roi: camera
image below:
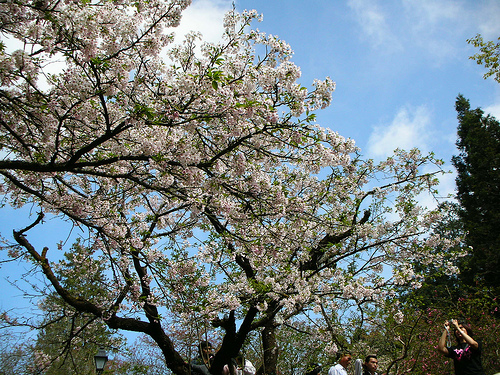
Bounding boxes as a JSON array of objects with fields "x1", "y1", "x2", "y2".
[{"x1": 448, "y1": 320, "x2": 455, "y2": 326}]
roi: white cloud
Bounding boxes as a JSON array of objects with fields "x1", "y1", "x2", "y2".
[
  {"x1": 348, "y1": 0, "x2": 500, "y2": 66},
  {"x1": 402, "y1": 0, "x2": 500, "y2": 57},
  {"x1": 400, "y1": 0, "x2": 469, "y2": 65},
  {"x1": 367, "y1": 105, "x2": 432, "y2": 159},
  {"x1": 2, "y1": 35, "x2": 23, "y2": 53},
  {"x1": 475, "y1": 0, "x2": 500, "y2": 38},
  {"x1": 347, "y1": 0, "x2": 401, "y2": 51},
  {"x1": 171, "y1": 0, "x2": 232, "y2": 43},
  {"x1": 403, "y1": 0, "x2": 461, "y2": 26},
  {"x1": 484, "y1": 98, "x2": 500, "y2": 120}
]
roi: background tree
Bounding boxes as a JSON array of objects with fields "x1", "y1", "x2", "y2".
[
  {"x1": 31, "y1": 241, "x2": 124, "y2": 374},
  {"x1": 106, "y1": 336, "x2": 171, "y2": 375},
  {"x1": 273, "y1": 319, "x2": 332, "y2": 375},
  {"x1": 0, "y1": 328, "x2": 39, "y2": 375},
  {"x1": 451, "y1": 95, "x2": 500, "y2": 289},
  {"x1": 0, "y1": 1, "x2": 458, "y2": 374}
]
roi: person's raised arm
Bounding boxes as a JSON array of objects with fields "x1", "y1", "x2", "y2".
[{"x1": 437, "y1": 321, "x2": 450, "y2": 356}]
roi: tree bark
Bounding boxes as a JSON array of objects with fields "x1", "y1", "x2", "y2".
[{"x1": 256, "y1": 322, "x2": 278, "y2": 375}]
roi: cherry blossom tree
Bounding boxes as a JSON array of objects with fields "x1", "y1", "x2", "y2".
[{"x1": 0, "y1": 1, "x2": 460, "y2": 374}]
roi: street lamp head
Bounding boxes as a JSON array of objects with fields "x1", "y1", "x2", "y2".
[{"x1": 94, "y1": 347, "x2": 108, "y2": 374}]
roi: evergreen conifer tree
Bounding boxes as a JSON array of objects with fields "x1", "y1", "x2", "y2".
[{"x1": 452, "y1": 94, "x2": 500, "y2": 289}]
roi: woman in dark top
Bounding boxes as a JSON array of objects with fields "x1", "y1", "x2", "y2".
[{"x1": 437, "y1": 319, "x2": 485, "y2": 375}]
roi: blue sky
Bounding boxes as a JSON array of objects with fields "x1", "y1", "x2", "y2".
[
  {"x1": 2, "y1": 0, "x2": 500, "y2": 336},
  {"x1": 178, "y1": 0, "x2": 500, "y2": 200}
]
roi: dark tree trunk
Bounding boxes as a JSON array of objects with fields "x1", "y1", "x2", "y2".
[{"x1": 256, "y1": 322, "x2": 278, "y2": 375}]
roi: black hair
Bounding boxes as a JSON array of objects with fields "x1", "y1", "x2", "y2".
[
  {"x1": 364, "y1": 354, "x2": 377, "y2": 363},
  {"x1": 336, "y1": 351, "x2": 352, "y2": 360},
  {"x1": 198, "y1": 341, "x2": 213, "y2": 355}
]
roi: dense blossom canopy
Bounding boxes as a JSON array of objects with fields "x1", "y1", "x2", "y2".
[{"x1": 0, "y1": 1, "x2": 460, "y2": 373}]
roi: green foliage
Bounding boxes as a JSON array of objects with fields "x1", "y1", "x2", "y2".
[
  {"x1": 106, "y1": 338, "x2": 170, "y2": 375},
  {"x1": 369, "y1": 195, "x2": 499, "y2": 374},
  {"x1": 398, "y1": 201, "x2": 465, "y2": 309},
  {"x1": 275, "y1": 322, "x2": 331, "y2": 375},
  {"x1": 468, "y1": 34, "x2": 500, "y2": 83},
  {"x1": 0, "y1": 329, "x2": 38, "y2": 375},
  {"x1": 452, "y1": 95, "x2": 500, "y2": 289},
  {"x1": 362, "y1": 293, "x2": 500, "y2": 375},
  {"x1": 32, "y1": 241, "x2": 123, "y2": 374}
]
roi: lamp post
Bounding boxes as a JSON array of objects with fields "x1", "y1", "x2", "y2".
[{"x1": 94, "y1": 347, "x2": 108, "y2": 374}]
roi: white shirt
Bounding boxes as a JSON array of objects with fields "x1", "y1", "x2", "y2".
[
  {"x1": 354, "y1": 358, "x2": 363, "y2": 375},
  {"x1": 328, "y1": 364, "x2": 347, "y2": 375},
  {"x1": 236, "y1": 359, "x2": 256, "y2": 375}
]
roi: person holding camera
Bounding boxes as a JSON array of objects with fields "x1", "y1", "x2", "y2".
[{"x1": 437, "y1": 319, "x2": 485, "y2": 375}]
